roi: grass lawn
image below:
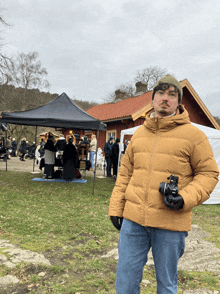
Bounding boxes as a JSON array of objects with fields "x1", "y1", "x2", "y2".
[{"x1": 0, "y1": 170, "x2": 220, "y2": 293}]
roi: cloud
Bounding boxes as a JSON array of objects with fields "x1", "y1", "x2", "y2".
[{"x1": 1, "y1": 0, "x2": 220, "y2": 109}]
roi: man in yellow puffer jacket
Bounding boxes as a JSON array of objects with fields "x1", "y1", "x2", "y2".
[{"x1": 108, "y1": 74, "x2": 219, "y2": 294}]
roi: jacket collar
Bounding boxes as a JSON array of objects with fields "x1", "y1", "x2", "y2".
[{"x1": 144, "y1": 105, "x2": 191, "y2": 132}]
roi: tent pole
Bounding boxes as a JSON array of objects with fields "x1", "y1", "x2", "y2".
[
  {"x1": 33, "y1": 126, "x2": 37, "y2": 172},
  {"x1": 92, "y1": 130, "x2": 99, "y2": 195},
  {"x1": 5, "y1": 129, "x2": 7, "y2": 171}
]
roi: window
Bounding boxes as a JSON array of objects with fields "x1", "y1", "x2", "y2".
[{"x1": 106, "y1": 130, "x2": 116, "y2": 142}]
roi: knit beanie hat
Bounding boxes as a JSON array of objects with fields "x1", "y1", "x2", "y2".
[{"x1": 152, "y1": 74, "x2": 183, "y2": 103}]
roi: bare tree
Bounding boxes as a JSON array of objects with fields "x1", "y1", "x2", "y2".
[
  {"x1": 0, "y1": 11, "x2": 11, "y2": 85},
  {"x1": 4, "y1": 51, "x2": 50, "y2": 107},
  {"x1": 104, "y1": 82, "x2": 136, "y2": 103},
  {"x1": 134, "y1": 66, "x2": 167, "y2": 91},
  {"x1": 0, "y1": 53, "x2": 10, "y2": 84},
  {"x1": 103, "y1": 66, "x2": 169, "y2": 103}
]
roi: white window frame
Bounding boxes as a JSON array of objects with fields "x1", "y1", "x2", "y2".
[{"x1": 106, "y1": 130, "x2": 116, "y2": 142}]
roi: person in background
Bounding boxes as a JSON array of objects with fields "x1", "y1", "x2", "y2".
[
  {"x1": 55, "y1": 134, "x2": 67, "y2": 152},
  {"x1": 11, "y1": 138, "x2": 17, "y2": 157},
  {"x1": 63, "y1": 137, "x2": 79, "y2": 181},
  {"x1": 19, "y1": 138, "x2": 27, "y2": 161},
  {"x1": 5, "y1": 135, "x2": 12, "y2": 160},
  {"x1": 40, "y1": 138, "x2": 45, "y2": 149},
  {"x1": 44, "y1": 134, "x2": 56, "y2": 179},
  {"x1": 89, "y1": 134, "x2": 97, "y2": 171},
  {"x1": 108, "y1": 74, "x2": 219, "y2": 293},
  {"x1": 0, "y1": 136, "x2": 4, "y2": 149},
  {"x1": 104, "y1": 136, "x2": 114, "y2": 177},
  {"x1": 82, "y1": 135, "x2": 90, "y2": 145},
  {"x1": 26, "y1": 141, "x2": 30, "y2": 154},
  {"x1": 122, "y1": 139, "x2": 129, "y2": 154},
  {"x1": 31, "y1": 141, "x2": 37, "y2": 157},
  {"x1": 111, "y1": 138, "x2": 120, "y2": 181}
]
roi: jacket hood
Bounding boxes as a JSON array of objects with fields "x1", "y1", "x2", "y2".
[{"x1": 144, "y1": 105, "x2": 190, "y2": 132}]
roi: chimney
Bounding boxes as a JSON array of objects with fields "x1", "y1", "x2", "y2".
[
  {"x1": 114, "y1": 89, "x2": 127, "y2": 101},
  {"x1": 135, "y1": 81, "x2": 147, "y2": 94}
]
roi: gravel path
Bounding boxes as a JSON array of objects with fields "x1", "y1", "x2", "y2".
[{"x1": 0, "y1": 156, "x2": 106, "y2": 176}]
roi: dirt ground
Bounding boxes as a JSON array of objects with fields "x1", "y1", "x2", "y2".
[{"x1": 0, "y1": 156, "x2": 106, "y2": 177}]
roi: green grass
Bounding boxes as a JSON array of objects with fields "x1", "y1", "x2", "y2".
[
  {"x1": 0, "y1": 171, "x2": 116, "y2": 253},
  {"x1": 0, "y1": 170, "x2": 220, "y2": 293}
]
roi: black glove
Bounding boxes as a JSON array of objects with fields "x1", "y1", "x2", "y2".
[
  {"x1": 110, "y1": 216, "x2": 123, "y2": 230},
  {"x1": 163, "y1": 194, "x2": 184, "y2": 210}
]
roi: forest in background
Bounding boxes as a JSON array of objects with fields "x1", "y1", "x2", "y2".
[
  {"x1": 0, "y1": 84, "x2": 98, "y2": 114},
  {"x1": 0, "y1": 84, "x2": 99, "y2": 146}
]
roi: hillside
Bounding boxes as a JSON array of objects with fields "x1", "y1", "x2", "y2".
[{"x1": 0, "y1": 85, "x2": 98, "y2": 113}]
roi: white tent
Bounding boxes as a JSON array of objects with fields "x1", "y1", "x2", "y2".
[{"x1": 119, "y1": 123, "x2": 220, "y2": 205}]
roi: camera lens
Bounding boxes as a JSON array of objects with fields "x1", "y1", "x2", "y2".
[{"x1": 159, "y1": 182, "x2": 166, "y2": 195}]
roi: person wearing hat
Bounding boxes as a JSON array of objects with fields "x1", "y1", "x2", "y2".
[
  {"x1": 108, "y1": 74, "x2": 219, "y2": 293},
  {"x1": 104, "y1": 136, "x2": 114, "y2": 177},
  {"x1": 44, "y1": 134, "x2": 57, "y2": 179},
  {"x1": 11, "y1": 138, "x2": 17, "y2": 157},
  {"x1": 89, "y1": 134, "x2": 97, "y2": 171},
  {"x1": 111, "y1": 138, "x2": 120, "y2": 180}
]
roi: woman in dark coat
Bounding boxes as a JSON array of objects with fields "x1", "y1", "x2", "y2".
[
  {"x1": 19, "y1": 138, "x2": 27, "y2": 161},
  {"x1": 11, "y1": 138, "x2": 17, "y2": 157},
  {"x1": 111, "y1": 138, "x2": 120, "y2": 179},
  {"x1": 63, "y1": 137, "x2": 78, "y2": 181}
]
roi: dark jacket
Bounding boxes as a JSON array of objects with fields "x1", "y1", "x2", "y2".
[
  {"x1": 44, "y1": 138, "x2": 57, "y2": 152},
  {"x1": 111, "y1": 142, "x2": 119, "y2": 163},
  {"x1": 12, "y1": 141, "x2": 17, "y2": 150},
  {"x1": 19, "y1": 140, "x2": 27, "y2": 154},
  {"x1": 55, "y1": 137, "x2": 67, "y2": 151},
  {"x1": 63, "y1": 142, "x2": 79, "y2": 179},
  {"x1": 104, "y1": 139, "x2": 113, "y2": 157},
  {"x1": 63, "y1": 142, "x2": 78, "y2": 165}
]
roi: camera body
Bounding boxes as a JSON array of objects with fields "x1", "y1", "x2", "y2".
[{"x1": 159, "y1": 174, "x2": 179, "y2": 197}]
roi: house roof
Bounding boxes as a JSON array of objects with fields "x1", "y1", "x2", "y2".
[
  {"x1": 86, "y1": 79, "x2": 219, "y2": 129},
  {"x1": 86, "y1": 92, "x2": 152, "y2": 122}
]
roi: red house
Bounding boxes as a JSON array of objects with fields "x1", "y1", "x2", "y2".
[{"x1": 86, "y1": 79, "x2": 220, "y2": 150}]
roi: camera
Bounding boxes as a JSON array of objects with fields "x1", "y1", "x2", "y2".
[{"x1": 159, "y1": 174, "x2": 179, "y2": 197}]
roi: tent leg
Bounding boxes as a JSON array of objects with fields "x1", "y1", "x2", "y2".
[
  {"x1": 33, "y1": 126, "x2": 37, "y2": 172},
  {"x1": 5, "y1": 129, "x2": 7, "y2": 171},
  {"x1": 92, "y1": 130, "x2": 99, "y2": 195}
]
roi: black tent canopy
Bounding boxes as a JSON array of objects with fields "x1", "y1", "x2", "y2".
[
  {"x1": 1, "y1": 93, "x2": 106, "y2": 194},
  {"x1": 1, "y1": 92, "x2": 106, "y2": 131}
]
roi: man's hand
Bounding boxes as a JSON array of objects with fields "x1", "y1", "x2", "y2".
[
  {"x1": 110, "y1": 216, "x2": 123, "y2": 230},
  {"x1": 163, "y1": 194, "x2": 184, "y2": 210}
]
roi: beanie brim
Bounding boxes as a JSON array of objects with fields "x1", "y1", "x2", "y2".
[{"x1": 152, "y1": 74, "x2": 183, "y2": 103}]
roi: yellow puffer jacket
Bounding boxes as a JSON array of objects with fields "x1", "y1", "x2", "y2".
[{"x1": 108, "y1": 106, "x2": 219, "y2": 231}]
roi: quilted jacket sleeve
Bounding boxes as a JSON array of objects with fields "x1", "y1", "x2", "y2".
[
  {"x1": 108, "y1": 144, "x2": 134, "y2": 217},
  {"x1": 180, "y1": 137, "x2": 219, "y2": 212}
]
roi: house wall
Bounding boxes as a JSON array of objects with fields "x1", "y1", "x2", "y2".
[
  {"x1": 182, "y1": 88, "x2": 214, "y2": 127},
  {"x1": 96, "y1": 117, "x2": 146, "y2": 151}
]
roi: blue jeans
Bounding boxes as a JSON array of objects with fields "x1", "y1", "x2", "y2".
[
  {"x1": 116, "y1": 219, "x2": 188, "y2": 294},
  {"x1": 89, "y1": 151, "x2": 95, "y2": 169}
]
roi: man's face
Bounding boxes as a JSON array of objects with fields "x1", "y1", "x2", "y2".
[{"x1": 152, "y1": 86, "x2": 179, "y2": 118}]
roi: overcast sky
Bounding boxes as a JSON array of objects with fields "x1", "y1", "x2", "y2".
[{"x1": 1, "y1": 0, "x2": 220, "y2": 115}]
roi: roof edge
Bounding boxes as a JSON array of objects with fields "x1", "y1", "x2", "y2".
[{"x1": 180, "y1": 79, "x2": 220, "y2": 130}]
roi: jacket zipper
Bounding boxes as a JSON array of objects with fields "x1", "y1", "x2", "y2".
[{"x1": 143, "y1": 118, "x2": 159, "y2": 226}]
